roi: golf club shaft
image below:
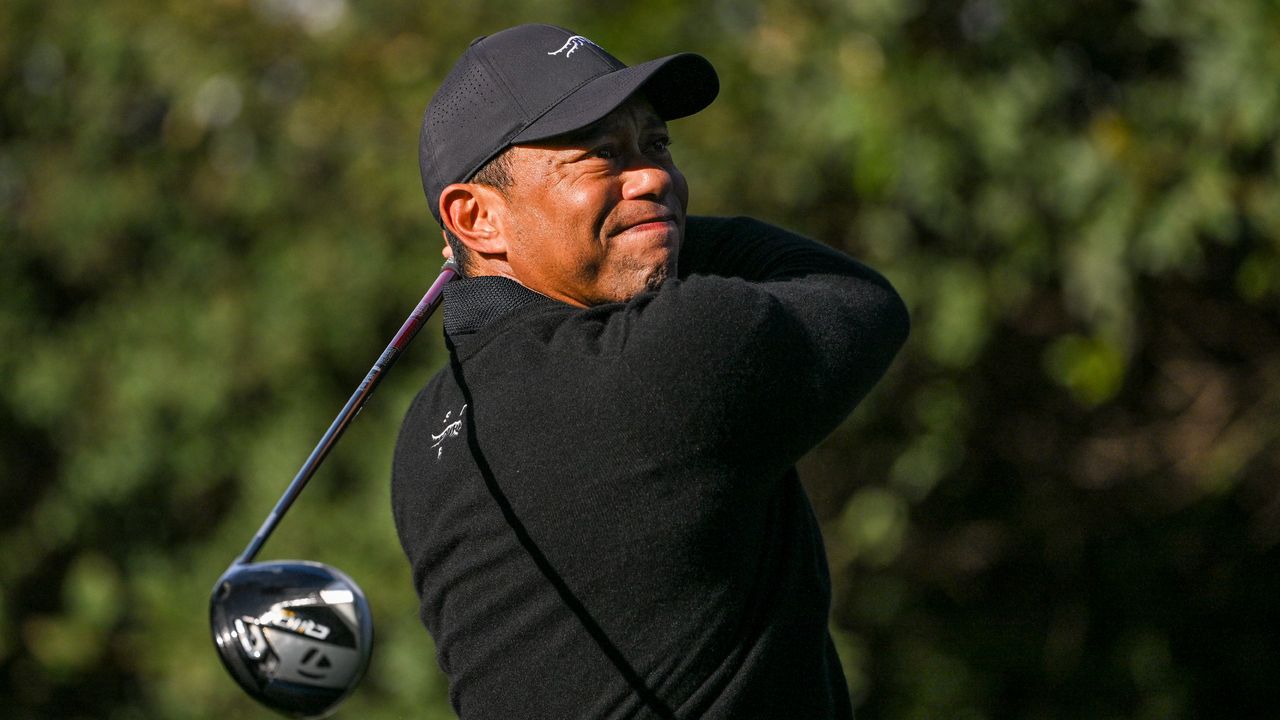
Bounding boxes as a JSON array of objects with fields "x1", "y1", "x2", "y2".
[{"x1": 235, "y1": 260, "x2": 460, "y2": 566}]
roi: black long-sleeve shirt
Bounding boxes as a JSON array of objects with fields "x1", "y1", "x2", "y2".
[{"x1": 392, "y1": 216, "x2": 909, "y2": 719}]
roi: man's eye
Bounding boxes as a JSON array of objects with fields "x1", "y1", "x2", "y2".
[
  {"x1": 593, "y1": 146, "x2": 618, "y2": 159},
  {"x1": 647, "y1": 136, "x2": 672, "y2": 154}
]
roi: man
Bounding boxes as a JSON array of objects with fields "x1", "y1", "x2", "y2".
[{"x1": 392, "y1": 24, "x2": 909, "y2": 719}]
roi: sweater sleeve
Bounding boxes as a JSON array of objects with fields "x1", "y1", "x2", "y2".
[{"x1": 610, "y1": 215, "x2": 910, "y2": 475}]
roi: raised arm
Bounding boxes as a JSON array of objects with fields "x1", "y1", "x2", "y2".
[{"x1": 614, "y1": 215, "x2": 910, "y2": 474}]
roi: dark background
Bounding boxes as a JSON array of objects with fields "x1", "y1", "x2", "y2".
[{"x1": 3, "y1": 1, "x2": 1278, "y2": 718}]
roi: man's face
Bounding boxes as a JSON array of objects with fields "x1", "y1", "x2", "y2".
[{"x1": 495, "y1": 95, "x2": 689, "y2": 307}]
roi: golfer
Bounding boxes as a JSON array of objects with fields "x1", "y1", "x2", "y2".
[{"x1": 392, "y1": 24, "x2": 909, "y2": 719}]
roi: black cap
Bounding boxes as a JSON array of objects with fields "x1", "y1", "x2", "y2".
[{"x1": 419, "y1": 24, "x2": 719, "y2": 224}]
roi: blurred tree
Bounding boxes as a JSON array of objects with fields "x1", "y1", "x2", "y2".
[{"x1": 2, "y1": 0, "x2": 1277, "y2": 718}]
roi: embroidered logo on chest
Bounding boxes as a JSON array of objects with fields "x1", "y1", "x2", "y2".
[{"x1": 431, "y1": 404, "x2": 467, "y2": 460}]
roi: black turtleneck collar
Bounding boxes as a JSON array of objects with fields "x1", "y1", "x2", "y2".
[{"x1": 442, "y1": 276, "x2": 560, "y2": 337}]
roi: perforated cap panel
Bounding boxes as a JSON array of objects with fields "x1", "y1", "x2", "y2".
[
  {"x1": 418, "y1": 49, "x2": 525, "y2": 221},
  {"x1": 430, "y1": 62, "x2": 505, "y2": 134}
]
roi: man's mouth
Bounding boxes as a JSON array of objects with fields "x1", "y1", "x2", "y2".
[{"x1": 618, "y1": 214, "x2": 678, "y2": 234}]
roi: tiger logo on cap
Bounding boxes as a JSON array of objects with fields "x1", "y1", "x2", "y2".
[{"x1": 547, "y1": 35, "x2": 598, "y2": 58}]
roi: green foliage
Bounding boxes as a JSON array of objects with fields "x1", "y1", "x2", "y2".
[{"x1": 4, "y1": 0, "x2": 1280, "y2": 718}]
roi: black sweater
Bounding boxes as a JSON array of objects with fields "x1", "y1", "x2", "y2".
[{"x1": 392, "y1": 216, "x2": 909, "y2": 719}]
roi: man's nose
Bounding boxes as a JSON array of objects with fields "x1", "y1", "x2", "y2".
[{"x1": 620, "y1": 160, "x2": 674, "y2": 201}]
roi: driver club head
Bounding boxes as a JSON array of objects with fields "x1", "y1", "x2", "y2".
[{"x1": 210, "y1": 560, "x2": 374, "y2": 719}]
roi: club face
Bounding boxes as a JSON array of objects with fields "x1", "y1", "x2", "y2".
[{"x1": 210, "y1": 560, "x2": 373, "y2": 719}]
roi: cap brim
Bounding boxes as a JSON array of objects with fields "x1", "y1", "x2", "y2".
[{"x1": 512, "y1": 52, "x2": 718, "y2": 144}]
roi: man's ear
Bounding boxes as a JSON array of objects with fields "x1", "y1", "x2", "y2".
[{"x1": 439, "y1": 183, "x2": 508, "y2": 256}]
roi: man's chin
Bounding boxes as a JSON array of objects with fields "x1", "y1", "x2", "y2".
[
  {"x1": 596, "y1": 260, "x2": 675, "y2": 304},
  {"x1": 642, "y1": 263, "x2": 672, "y2": 293}
]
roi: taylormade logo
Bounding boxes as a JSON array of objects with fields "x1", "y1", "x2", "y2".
[{"x1": 548, "y1": 35, "x2": 598, "y2": 58}]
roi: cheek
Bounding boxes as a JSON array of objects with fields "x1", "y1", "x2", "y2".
[
  {"x1": 670, "y1": 167, "x2": 690, "y2": 210},
  {"x1": 565, "y1": 183, "x2": 617, "y2": 233},
  {"x1": 512, "y1": 197, "x2": 603, "y2": 281}
]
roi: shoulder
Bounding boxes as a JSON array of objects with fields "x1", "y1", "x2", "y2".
[
  {"x1": 684, "y1": 214, "x2": 781, "y2": 245},
  {"x1": 686, "y1": 214, "x2": 775, "y2": 232}
]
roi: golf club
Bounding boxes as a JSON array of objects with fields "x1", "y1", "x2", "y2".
[{"x1": 210, "y1": 259, "x2": 459, "y2": 718}]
